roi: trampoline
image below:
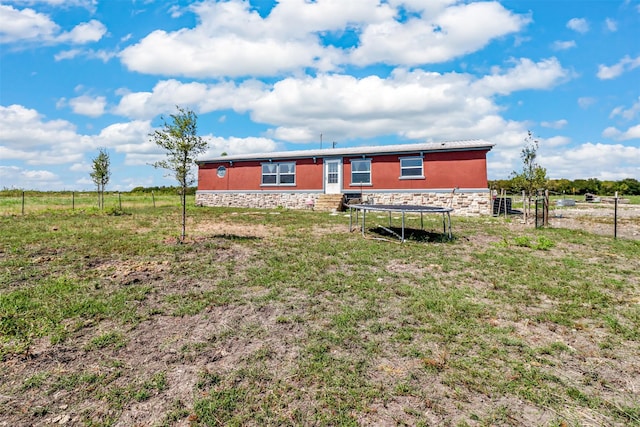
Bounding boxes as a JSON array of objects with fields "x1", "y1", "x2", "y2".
[{"x1": 349, "y1": 204, "x2": 453, "y2": 242}]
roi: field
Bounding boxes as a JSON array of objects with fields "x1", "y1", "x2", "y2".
[{"x1": 1, "y1": 199, "x2": 639, "y2": 426}]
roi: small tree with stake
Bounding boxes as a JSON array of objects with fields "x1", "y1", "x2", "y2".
[
  {"x1": 511, "y1": 130, "x2": 547, "y2": 221},
  {"x1": 149, "y1": 106, "x2": 208, "y2": 241},
  {"x1": 90, "y1": 148, "x2": 111, "y2": 209}
]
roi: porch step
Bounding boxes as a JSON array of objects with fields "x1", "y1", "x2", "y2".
[{"x1": 314, "y1": 194, "x2": 344, "y2": 211}]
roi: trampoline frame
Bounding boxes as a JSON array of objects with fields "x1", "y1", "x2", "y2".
[{"x1": 349, "y1": 204, "x2": 453, "y2": 242}]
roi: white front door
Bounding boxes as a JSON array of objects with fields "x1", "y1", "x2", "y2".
[{"x1": 324, "y1": 158, "x2": 342, "y2": 194}]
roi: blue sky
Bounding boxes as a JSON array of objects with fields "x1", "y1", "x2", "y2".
[{"x1": 1, "y1": 0, "x2": 639, "y2": 191}]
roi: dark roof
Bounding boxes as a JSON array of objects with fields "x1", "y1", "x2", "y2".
[{"x1": 197, "y1": 140, "x2": 494, "y2": 164}]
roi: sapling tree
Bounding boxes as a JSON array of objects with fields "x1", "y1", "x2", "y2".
[
  {"x1": 511, "y1": 130, "x2": 547, "y2": 219},
  {"x1": 90, "y1": 148, "x2": 111, "y2": 209},
  {"x1": 149, "y1": 106, "x2": 208, "y2": 241}
]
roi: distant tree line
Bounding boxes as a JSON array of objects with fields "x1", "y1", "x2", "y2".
[
  {"x1": 130, "y1": 185, "x2": 197, "y2": 195},
  {"x1": 489, "y1": 177, "x2": 640, "y2": 196}
]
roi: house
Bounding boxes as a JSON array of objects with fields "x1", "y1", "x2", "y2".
[{"x1": 196, "y1": 140, "x2": 494, "y2": 215}]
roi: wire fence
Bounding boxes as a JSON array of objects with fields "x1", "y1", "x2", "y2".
[
  {"x1": 0, "y1": 191, "x2": 192, "y2": 216},
  {"x1": 490, "y1": 191, "x2": 640, "y2": 240}
]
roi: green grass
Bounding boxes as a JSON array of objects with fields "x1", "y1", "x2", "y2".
[{"x1": 0, "y1": 204, "x2": 639, "y2": 426}]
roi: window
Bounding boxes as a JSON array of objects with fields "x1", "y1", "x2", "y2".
[
  {"x1": 261, "y1": 162, "x2": 296, "y2": 185},
  {"x1": 216, "y1": 166, "x2": 227, "y2": 178},
  {"x1": 400, "y1": 157, "x2": 424, "y2": 178},
  {"x1": 327, "y1": 161, "x2": 339, "y2": 184},
  {"x1": 351, "y1": 159, "x2": 371, "y2": 185}
]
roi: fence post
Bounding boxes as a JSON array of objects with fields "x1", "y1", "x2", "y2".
[
  {"x1": 614, "y1": 191, "x2": 618, "y2": 240},
  {"x1": 118, "y1": 192, "x2": 122, "y2": 210},
  {"x1": 152, "y1": 191, "x2": 156, "y2": 208},
  {"x1": 72, "y1": 192, "x2": 75, "y2": 210},
  {"x1": 544, "y1": 189, "x2": 549, "y2": 227},
  {"x1": 22, "y1": 191, "x2": 25, "y2": 215}
]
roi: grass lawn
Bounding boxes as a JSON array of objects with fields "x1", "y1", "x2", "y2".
[{"x1": 1, "y1": 203, "x2": 639, "y2": 426}]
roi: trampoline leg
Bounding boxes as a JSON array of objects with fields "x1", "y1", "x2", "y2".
[
  {"x1": 362, "y1": 209, "x2": 366, "y2": 237},
  {"x1": 349, "y1": 207, "x2": 353, "y2": 231},
  {"x1": 421, "y1": 212, "x2": 424, "y2": 230},
  {"x1": 401, "y1": 212, "x2": 405, "y2": 243}
]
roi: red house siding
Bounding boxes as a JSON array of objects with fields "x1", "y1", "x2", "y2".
[
  {"x1": 343, "y1": 150, "x2": 489, "y2": 190},
  {"x1": 198, "y1": 158, "x2": 323, "y2": 191}
]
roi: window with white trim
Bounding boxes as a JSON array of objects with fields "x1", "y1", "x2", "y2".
[
  {"x1": 400, "y1": 157, "x2": 424, "y2": 178},
  {"x1": 351, "y1": 159, "x2": 371, "y2": 184},
  {"x1": 261, "y1": 162, "x2": 296, "y2": 185}
]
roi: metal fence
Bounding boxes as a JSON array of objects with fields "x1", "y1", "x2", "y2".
[
  {"x1": 0, "y1": 191, "x2": 189, "y2": 216},
  {"x1": 491, "y1": 191, "x2": 640, "y2": 240}
]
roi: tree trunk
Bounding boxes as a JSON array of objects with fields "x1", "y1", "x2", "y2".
[{"x1": 181, "y1": 188, "x2": 186, "y2": 241}]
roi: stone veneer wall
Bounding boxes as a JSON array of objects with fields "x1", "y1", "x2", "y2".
[
  {"x1": 196, "y1": 192, "x2": 319, "y2": 210},
  {"x1": 196, "y1": 191, "x2": 492, "y2": 216},
  {"x1": 361, "y1": 192, "x2": 491, "y2": 216}
]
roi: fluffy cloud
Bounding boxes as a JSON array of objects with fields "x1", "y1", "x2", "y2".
[
  {"x1": 578, "y1": 97, "x2": 596, "y2": 109},
  {"x1": 69, "y1": 95, "x2": 107, "y2": 117},
  {"x1": 0, "y1": 165, "x2": 63, "y2": 190},
  {"x1": 566, "y1": 17, "x2": 589, "y2": 33},
  {"x1": 602, "y1": 124, "x2": 640, "y2": 141},
  {"x1": 201, "y1": 136, "x2": 280, "y2": 159},
  {"x1": 0, "y1": 4, "x2": 105, "y2": 44},
  {"x1": 604, "y1": 18, "x2": 617, "y2": 32},
  {"x1": 113, "y1": 79, "x2": 267, "y2": 120},
  {"x1": 120, "y1": 0, "x2": 529, "y2": 78},
  {"x1": 597, "y1": 55, "x2": 640, "y2": 80},
  {"x1": 540, "y1": 143, "x2": 640, "y2": 180},
  {"x1": 0, "y1": 4, "x2": 58, "y2": 43},
  {"x1": 111, "y1": 57, "x2": 568, "y2": 149},
  {"x1": 609, "y1": 97, "x2": 640, "y2": 120},
  {"x1": 350, "y1": 1, "x2": 529, "y2": 65},
  {"x1": 0, "y1": 104, "x2": 82, "y2": 150},
  {"x1": 472, "y1": 57, "x2": 568, "y2": 96},
  {"x1": 551, "y1": 40, "x2": 576, "y2": 51},
  {"x1": 541, "y1": 119, "x2": 568, "y2": 129},
  {"x1": 4, "y1": 0, "x2": 97, "y2": 10}
]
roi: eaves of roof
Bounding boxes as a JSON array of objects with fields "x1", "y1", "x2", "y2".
[{"x1": 197, "y1": 139, "x2": 495, "y2": 164}]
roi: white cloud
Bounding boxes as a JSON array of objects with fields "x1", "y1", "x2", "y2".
[
  {"x1": 4, "y1": 0, "x2": 97, "y2": 11},
  {"x1": 541, "y1": 135, "x2": 570, "y2": 147},
  {"x1": 69, "y1": 95, "x2": 106, "y2": 117},
  {"x1": 200, "y1": 135, "x2": 280, "y2": 160},
  {"x1": 471, "y1": 57, "x2": 569, "y2": 96},
  {"x1": 57, "y1": 20, "x2": 106, "y2": 44},
  {"x1": 0, "y1": 104, "x2": 81, "y2": 150},
  {"x1": 0, "y1": 165, "x2": 63, "y2": 190},
  {"x1": 113, "y1": 79, "x2": 267, "y2": 120},
  {"x1": 110, "y1": 57, "x2": 568, "y2": 151},
  {"x1": 119, "y1": 0, "x2": 530, "y2": 78},
  {"x1": 551, "y1": 40, "x2": 576, "y2": 51},
  {"x1": 70, "y1": 162, "x2": 91, "y2": 172},
  {"x1": 566, "y1": 17, "x2": 589, "y2": 33},
  {"x1": 603, "y1": 124, "x2": 640, "y2": 141},
  {"x1": 350, "y1": 1, "x2": 530, "y2": 66},
  {"x1": 540, "y1": 143, "x2": 640, "y2": 180},
  {"x1": 0, "y1": 4, "x2": 105, "y2": 45},
  {"x1": 604, "y1": 18, "x2": 617, "y2": 32},
  {"x1": 609, "y1": 97, "x2": 640, "y2": 120},
  {"x1": 0, "y1": 105, "x2": 164, "y2": 167},
  {"x1": 541, "y1": 119, "x2": 568, "y2": 129},
  {"x1": 578, "y1": 97, "x2": 596, "y2": 109},
  {"x1": 0, "y1": 4, "x2": 58, "y2": 43},
  {"x1": 597, "y1": 55, "x2": 640, "y2": 80}
]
